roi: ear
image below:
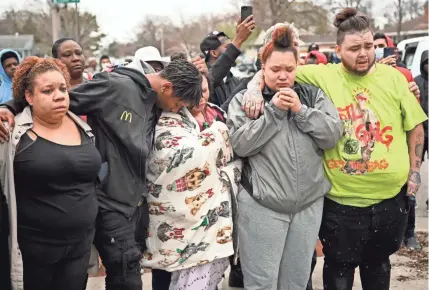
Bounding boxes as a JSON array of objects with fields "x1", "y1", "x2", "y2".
[
  {"x1": 161, "y1": 81, "x2": 173, "y2": 96},
  {"x1": 210, "y1": 50, "x2": 218, "y2": 59},
  {"x1": 185, "y1": 197, "x2": 193, "y2": 204},
  {"x1": 191, "y1": 208, "x2": 198, "y2": 215},
  {"x1": 335, "y1": 45, "x2": 341, "y2": 60},
  {"x1": 25, "y1": 90, "x2": 33, "y2": 106}
]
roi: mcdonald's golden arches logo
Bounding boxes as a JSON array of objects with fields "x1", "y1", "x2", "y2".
[{"x1": 120, "y1": 111, "x2": 132, "y2": 123}]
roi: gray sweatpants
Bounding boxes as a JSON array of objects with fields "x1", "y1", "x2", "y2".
[{"x1": 237, "y1": 190, "x2": 323, "y2": 290}]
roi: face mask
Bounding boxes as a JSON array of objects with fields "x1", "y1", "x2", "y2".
[
  {"x1": 375, "y1": 48, "x2": 384, "y2": 61},
  {"x1": 101, "y1": 63, "x2": 110, "y2": 70}
]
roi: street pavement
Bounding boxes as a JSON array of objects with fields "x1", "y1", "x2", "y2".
[{"x1": 87, "y1": 163, "x2": 429, "y2": 290}]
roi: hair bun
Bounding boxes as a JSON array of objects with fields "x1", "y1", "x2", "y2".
[
  {"x1": 170, "y1": 52, "x2": 188, "y2": 61},
  {"x1": 334, "y1": 7, "x2": 358, "y2": 28},
  {"x1": 272, "y1": 26, "x2": 294, "y2": 49}
]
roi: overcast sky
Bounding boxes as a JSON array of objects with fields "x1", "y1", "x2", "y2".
[
  {"x1": 0, "y1": 0, "x2": 246, "y2": 44},
  {"x1": 0, "y1": 0, "x2": 388, "y2": 45}
]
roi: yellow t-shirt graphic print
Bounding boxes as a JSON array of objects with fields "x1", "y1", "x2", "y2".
[
  {"x1": 296, "y1": 63, "x2": 427, "y2": 207},
  {"x1": 336, "y1": 87, "x2": 391, "y2": 174}
]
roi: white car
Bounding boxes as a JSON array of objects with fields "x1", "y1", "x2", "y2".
[{"x1": 397, "y1": 36, "x2": 429, "y2": 77}]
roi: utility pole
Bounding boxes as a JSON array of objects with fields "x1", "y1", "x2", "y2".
[
  {"x1": 75, "y1": 2, "x2": 80, "y2": 41},
  {"x1": 160, "y1": 27, "x2": 165, "y2": 56},
  {"x1": 49, "y1": 0, "x2": 61, "y2": 44}
]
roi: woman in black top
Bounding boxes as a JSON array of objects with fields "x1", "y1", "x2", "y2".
[{"x1": 1, "y1": 56, "x2": 101, "y2": 290}]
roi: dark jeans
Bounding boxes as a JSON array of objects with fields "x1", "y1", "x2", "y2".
[
  {"x1": 94, "y1": 206, "x2": 146, "y2": 290},
  {"x1": 19, "y1": 230, "x2": 94, "y2": 290},
  {"x1": 405, "y1": 202, "x2": 416, "y2": 239},
  {"x1": 319, "y1": 186, "x2": 408, "y2": 290}
]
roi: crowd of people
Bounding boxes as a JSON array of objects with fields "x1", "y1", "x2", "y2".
[{"x1": 0, "y1": 6, "x2": 427, "y2": 290}]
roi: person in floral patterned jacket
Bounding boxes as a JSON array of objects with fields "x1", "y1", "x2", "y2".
[{"x1": 144, "y1": 72, "x2": 242, "y2": 290}]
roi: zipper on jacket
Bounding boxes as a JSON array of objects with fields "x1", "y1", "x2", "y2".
[{"x1": 290, "y1": 122, "x2": 300, "y2": 205}]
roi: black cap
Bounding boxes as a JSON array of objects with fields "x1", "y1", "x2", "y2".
[
  {"x1": 200, "y1": 31, "x2": 228, "y2": 61},
  {"x1": 308, "y1": 43, "x2": 319, "y2": 52}
]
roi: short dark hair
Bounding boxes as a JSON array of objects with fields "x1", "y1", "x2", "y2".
[
  {"x1": 1, "y1": 51, "x2": 19, "y2": 65},
  {"x1": 334, "y1": 8, "x2": 372, "y2": 45},
  {"x1": 160, "y1": 59, "x2": 202, "y2": 107},
  {"x1": 100, "y1": 55, "x2": 110, "y2": 62},
  {"x1": 374, "y1": 32, "x2": 388, "y2": 44},
  {"x1": 52, "y1": 37, "x2": 81, "y2": 58}
]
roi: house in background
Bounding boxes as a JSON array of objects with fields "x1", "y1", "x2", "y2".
[
  {"x1": 0, "y1": 34, "x2": 35, "y2": 58},
  {"x1": 299, "y1": 32, "x2": 336, "y2": 54}
]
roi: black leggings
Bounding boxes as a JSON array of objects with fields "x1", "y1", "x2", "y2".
[{"x1": 19, "y1": 232, "x2": 93, "y2": 290}]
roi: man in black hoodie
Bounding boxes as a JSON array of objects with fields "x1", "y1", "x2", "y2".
[
  {"x1": 415, "y1": 50, "x2": 428, "y2": 160},
  {"x1": 404, "y1": 50, "x2": 429, "y2": 250},
  {"x1": 0, "y1": 58, "x2": 202, "y2": 290}
]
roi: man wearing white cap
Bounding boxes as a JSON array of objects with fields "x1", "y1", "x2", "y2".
[{"x1": 134, "y1": 46, "x2": 170, "y2": 73}]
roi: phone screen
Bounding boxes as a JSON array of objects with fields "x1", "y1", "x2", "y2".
[
  {"x1": 383, "y1": 47, "x2": 395, "y2": 58},
  {"x1": 241, "y1": 6, "x2": 253, "y2": 22}
]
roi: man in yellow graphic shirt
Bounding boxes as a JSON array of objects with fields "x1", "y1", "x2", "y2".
[{"x1": 239, "y1": 8, "x2": 426, "y2": 290}]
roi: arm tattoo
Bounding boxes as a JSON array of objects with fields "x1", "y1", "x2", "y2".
[
  {"x1": 409, "y1": 170, "x2": 421, "y2": 184},
  {"x1": 416, "y1": 160, "x2": 421, "y2": 168},
  {"x1": 415, "y1": 131, "x2": 424, "y2": 158}
]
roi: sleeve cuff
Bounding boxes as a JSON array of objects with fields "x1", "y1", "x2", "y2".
[
  {"x1": 0, "y1": 104, "x2": 16, "y2": 116},
  {"x1": 226, "y1": 43, "x2": 242, "y2": 60},
  {"x1": 267, "y1": 101, "x2": 287, "y2": 119},
  {"x1": 294, "y1": 104, "x2": 308, "y2": 121}
]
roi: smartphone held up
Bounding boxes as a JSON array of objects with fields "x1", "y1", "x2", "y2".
[{"x1": 241, "y1": 6, "x2": 253, "y2": 23}]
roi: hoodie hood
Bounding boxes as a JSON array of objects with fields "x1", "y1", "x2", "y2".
[
  {"x1": 385, "y1": 35, "x2": 395, "y2": 48},
  {"x1": 114, "y1": 62, "x2": 156, "y2": 104},
  {"x1": 0, "y1": 49, "x2": 21, "y2": 103},
  {"x1": 420, "y1": 50, "x2": 428, "y2": 77},
  {"x1": 304, "y1": 51, "x2": 327, "y2": 65}
]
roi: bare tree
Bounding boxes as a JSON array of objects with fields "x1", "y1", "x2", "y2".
[
  {"x1": 326, "y1": 0, "x2": 368, "y2": 11},
  {"x1": 250, "y1": 0, "x2": 330, "y2": 33},
  {"x1": 0, "y1": 4, "x2": 105, "y2": 56},
  {"x1": 383, "y1": 0, "x2": 427, "y2": 41},
  {"x1": 403, "y1": 0, "x2": 427, "y2": 19}
]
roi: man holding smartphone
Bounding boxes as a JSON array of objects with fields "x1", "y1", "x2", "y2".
[
  {"x1": 374, "y1": 32, "x2": 417, "y2": 90},
  {"x1": 200, "y1": 13, "x2": 255, "y2": 108}
]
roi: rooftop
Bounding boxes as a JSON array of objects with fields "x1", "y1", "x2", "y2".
[{"x1": 0, "y1": 34, "x2": 34, "y2": 50}]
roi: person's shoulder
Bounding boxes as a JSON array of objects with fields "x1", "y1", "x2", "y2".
[
  {"x1": 414, "y1": 74, "x2": 423, "y2": 82},
  {"x1": 377, "y1": 64, "x2": 413, "y2": 87},
  {"x1": 298, "y1": 63, "x2": 336, "y2": 73},
  {"x1": 376, "y1": 64, "x2": 403, "y2": 77}
]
